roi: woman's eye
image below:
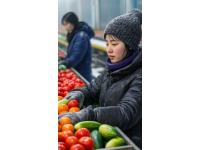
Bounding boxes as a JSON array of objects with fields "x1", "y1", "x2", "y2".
[
  {"x1": 106, "y1": 44, "x2": 108, "y2": 46},
  {"x1": 112, "y1": 44, "x2": 117, "y2": 46}
]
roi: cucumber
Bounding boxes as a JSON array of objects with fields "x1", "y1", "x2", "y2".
[
  {"x1": 105, "y1": 137, "x2": 125, "y2": 148},
  {"x1": 74, "y1": 121, "x2": 101, "y2": 130},
  {"x1": 58, "y1": 99, "x2": 69, "y2": 108},
  {"x1": 90, "y1": 130, "x2": 103, "y2": 149},
  {"x1": 99, "y1": 124, "x2": 118, "y2": 140}
]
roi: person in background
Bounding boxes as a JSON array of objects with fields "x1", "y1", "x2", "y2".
[
  {"x1": 58, "y1": 9, "x2": 142, "y2": 149},
  {"x1": 59, "y1": 12, "x2": 94, "y2": 82}
]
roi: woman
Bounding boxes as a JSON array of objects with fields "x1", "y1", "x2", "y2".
[
  {"x1": 58, "y1": 9, "x2": 142, "y2": 149},
  {"x1": 59, "y1": 12, "x2": 94, "y2": 82}
]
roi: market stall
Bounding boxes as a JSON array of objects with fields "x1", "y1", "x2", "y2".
[{"x1": 58, "y1": 46, "x2": 140, "y2": 150}]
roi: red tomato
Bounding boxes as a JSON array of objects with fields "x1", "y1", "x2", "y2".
[
  {"x1": 60, "y1": 73, "x2": 66, "y2": 77},
  {"x1": 58, "y1": 82, "x2": 62, "y2": 87},
  {"x1": 75, "y1": 79, "x2": 83, "y2": 84},
  {"x1": 58, "y1": 132, "x2": 64, "y2": 142},
  {"x1": 72, "y1": 74, "x2": 78, "y2": 78},
  {"x1": 63, "y1": 79, "x2": 70, "y2": 84},
  {"x1": 66, "y1": 69, "x2": 72, "y2": 73},
  {"x1": 58, "y1": 87, "x2": 63, "y2": 92},
  {"x1": 60, "y1": 77, "x2": 66, "y2": 82},
  {"x1": 61, "y1": 83, "x2": 65, "y2": 87},
  {"x1": 74, "y1": 84, "x2": 81, "y2": 89},
  {"x1": 78, "y1": 137, "x2": 94, "y2": 150},
  {"x1": 60, "y1": 70, "x2": 66, "y2": 74},
  {"x1": 72, "y1": 77, "x2": 78, "y2": 81},
  {"x1": 58, "y1": 73, "x2": 61, "y2": 78},
  {"x1": 58, "y1": 91, "x2": 64, "y2": 97},
  {"x1": 58, "y1": 142, "x2": 65, "y2": 146},
  {"x1": 58, "y1": 144, "x2": 67, "y2": 150},
  {"x1": 66, "y1": 74, "x2": 73, "y2": 79},
  {"x1": 68, "y1": 82, "x2": 75, "y2": 89},
  {"x1": 64, "y1": 91, "x2": 68, "y2": 97},
  {"x1": 70, "y1": 144, "x2": 85, "y2": 150},
  {"x1": 62, "y1": 86, "x2": 70, "y2": 92},
  {"x1": 68, "y1": 100, "x2": 79, "y2": 109},
  {"x1": 81, "y1": 83, "x2": 86, "y2": 87},
  {"x1": 65, "y1": 136, "x2": 79, "y2": 149},
  {"x1": 75, "y1": 128, "x2": 90, "y2": 139},
  {"x1": 62, "y1": 130, "x2": 74, "y2": 141}
]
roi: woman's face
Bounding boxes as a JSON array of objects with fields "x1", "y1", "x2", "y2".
[
  {"x1": 105, "y1": 34, "x2": 127, "y2": 63},
  {"x1": 63, "y1": 20, "x2": 74, "y2": 33}
]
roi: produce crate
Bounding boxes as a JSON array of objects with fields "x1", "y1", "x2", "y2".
[{"x1": 97, "y1": 127, "x2": 140, "y2": 150}]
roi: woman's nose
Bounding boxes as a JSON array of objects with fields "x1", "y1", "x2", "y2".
[{"x1": 107, "y1": 45, "x2": 112, "y2": 53}]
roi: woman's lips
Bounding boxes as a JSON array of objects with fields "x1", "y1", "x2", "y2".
[{"x1": 109, "y1": 56, "x2": 114, "y2": 60}]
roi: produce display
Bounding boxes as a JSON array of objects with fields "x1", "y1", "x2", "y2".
[{"x1": 57, "y1": 98, "x2": 127, "y2": 149}]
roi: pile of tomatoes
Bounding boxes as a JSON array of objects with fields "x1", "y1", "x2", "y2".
[
  {"x1": 58, "y1": 127, "x2": 94, "y2": 150},
  {"x1": 58, "y1": 100, "x2": 92, "y2": 150},
  {"x1": 58, "y1": 69, "x2": 86, "y2": 97}
]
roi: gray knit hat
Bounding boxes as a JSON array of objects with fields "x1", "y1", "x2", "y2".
[{"x1": 104, "y1": 9, "x2": 142, "y2": 51}]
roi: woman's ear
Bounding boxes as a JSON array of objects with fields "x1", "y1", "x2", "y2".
[{"x1": 130, "y1": 47, "x2": 132, "y2": 50}]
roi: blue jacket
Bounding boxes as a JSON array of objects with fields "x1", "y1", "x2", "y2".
[{"x1": 65, "y1": 22, "x2": 94, "y2": 82}]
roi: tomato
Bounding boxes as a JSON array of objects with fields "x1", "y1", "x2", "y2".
[
  {"x1": 61, "y1": 83, "x2": 65, "y2": 87},
  {"x1": 58, "y1": 132, "x2": 64, "y2": 142},
  {"x1": 62, "y1": 130, "x2": 74, "y2": 141},
  {"x1": 66, "y1": 74, "x2": 73, "y2": 79},
  {"x1": 58, "y1": 144, "x2": 67, "y2": 150},
  {"x1": 58, "y1": 142, "x2": 65, "y2": 146},
  {"x1": 65, "y1": 136, "x2": 79, "y2": 149},
  {"x1": 60, "y1": 73, "x2": 66, "y2": 77},
  {"x1": 70, "y1": 144, "x2": 85, "y2": 150},
  {"x1": 68, "y1": 100, "x2": 79, "y2": 109},
  {"x1": 58, "y1": 91, "x2": 64, "y2": 97},
  {"x1": 58, "y1": 87, "x2": 63, "y2": 92},
  {"x1": 72, "y1": 77, "x2": 78, "y2": 81},
  {"x1": 78, "y1": 137, "x2": 94, "y2": 150},
  {"x1": 68, "y1": 82, "x2": 75, "y2": 89},
  {"x1": 72, "y1": 74, "x2": 78, "y2": 78},
  {"x1": 60, "y1": 70, "x2": 66, "y2": 74},
  {"x1": 75, "y1": 128, "x2": 90, "y2": 139},
  {"x1": 63, "y1": 79, "x2": 70, "y2": 84},
  {"x1": 75, "y1": 79, "x2": 83, "y2": 84},
  {"x1": 64, "y1": 91, "x2": 68, "y2": 97},
  {"x1": 81, "y1": 83, "x2": 86, "y2": 87},
  {"x1": 66, "y1": 69, "x2": 72, "y2": 73},
  {"x1": 58, "y1": 82, "x2": 62, "y2": 87},
  {"x1": 62, "y1": 86, "x2": 70, "y2": 92},
  {"x1": 74, "y1": 84, "x2": 81, "y2": 89},
  {"x1": 60, "y1": 77, "x2": 66, "y2": 82}
]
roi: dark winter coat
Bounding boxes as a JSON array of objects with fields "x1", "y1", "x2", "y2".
[
  {"x1": 74, "y1": 49, "x2": 142, "y2": 149},
  {"x1": 64, "y1": 22, "x2": 94, "y2": 82}
]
